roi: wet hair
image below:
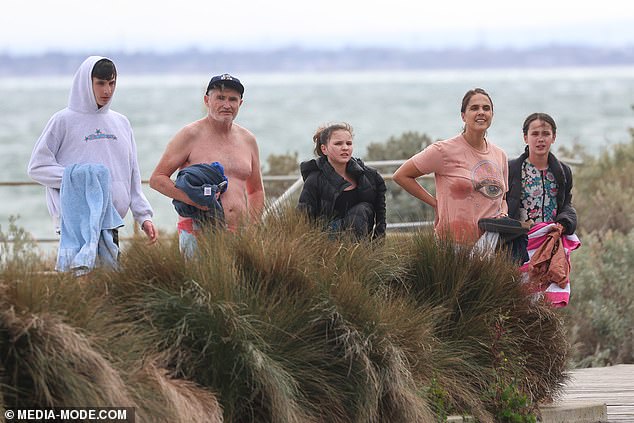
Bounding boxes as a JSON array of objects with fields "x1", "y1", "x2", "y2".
[
  {"x1": 460, "y1": 88, "x2": 493, "y2": 113},
  {"x1": 312, "y1": 122, "x2": 354, "y2": 157},
  {"x1": 522, "y1": 112, "x2": 557, "y2": 136},
  {"x1": 91, "y1": 59, "x2": 117, "y2": 80}
]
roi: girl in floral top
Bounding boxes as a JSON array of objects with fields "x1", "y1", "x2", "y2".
[{"x1": 506, "y1": 113, "x2": 577, "y2": 261}]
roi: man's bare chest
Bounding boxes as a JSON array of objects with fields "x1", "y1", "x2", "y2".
[{"x1": 188, "y1": 143, "x2": 252, "y2": 180}]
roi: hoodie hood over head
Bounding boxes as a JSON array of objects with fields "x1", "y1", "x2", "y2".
[{"x1": 68, "y1": 55, "x2": 113, "y2": 114}]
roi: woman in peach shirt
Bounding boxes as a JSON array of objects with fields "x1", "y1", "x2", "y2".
[{"x1": 393, "y1": 88, "x2": 508, "y2": 244}]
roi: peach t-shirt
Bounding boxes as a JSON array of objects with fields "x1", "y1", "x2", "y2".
[{"x1": 411, "y1": 134, "x2": 508, "y2": 244}]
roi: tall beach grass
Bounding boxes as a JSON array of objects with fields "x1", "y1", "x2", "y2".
[{"x1": 1, "y1": 209, "x2": 568, "y2": 421}]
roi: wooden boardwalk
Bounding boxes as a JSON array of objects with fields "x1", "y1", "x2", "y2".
[{"x1": 556, "y1": 364, "x2": 634, "y2": 422}]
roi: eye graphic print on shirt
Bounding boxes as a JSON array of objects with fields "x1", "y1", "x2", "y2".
[
  {"x1": 84, "y1": 129, "x2": 118, "y2": 142},
  {"x1": 471, "y1": 160, "x2": 504, "y2": 200}
]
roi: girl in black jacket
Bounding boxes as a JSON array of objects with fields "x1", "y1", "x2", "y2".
[
  {"x1": 507, "y1": 112, "x2": 577, "y2": 261},
  {"x1": 298, "y1": 122, "x2": 386, "y2": 240}
]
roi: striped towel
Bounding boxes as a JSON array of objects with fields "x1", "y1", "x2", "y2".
[{"x1": 519, "y1": 222, "x2": 581, "y2": 307}]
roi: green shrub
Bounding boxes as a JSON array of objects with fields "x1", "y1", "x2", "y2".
[
  {"x1": 573, "y1": 136, "x2": 634, "y2": 234},
  {"x1": 426, "y1": 376, "x2": 454, "y2": 421},
  {"x1": 485, "y1": 375, "x2": 537, "y2": 423},
  {"x1": 483, "y1": 320, "x2": 537, "y2": 422},
  {"x1": 0, "y1": 215, "x2": 42, "y2": 269},
  {"x1": 263, "y1": 152, "x2": 300, "y2": 199},
  {"x1": 564, "y1": 230, "x2": 634, "y2": 367},
  {"x1": 365, "y1": 131, "x2": 432, "y2": 161},
  {"x1": 365, "y1": 131, "x2": 436, "y2": 223}
]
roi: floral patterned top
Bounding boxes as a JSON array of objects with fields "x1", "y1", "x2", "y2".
[{"x1": 519, "y1": 160, "x2": 559, "y2": 224}]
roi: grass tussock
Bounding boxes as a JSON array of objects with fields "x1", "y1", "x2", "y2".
[
  {"x1": 1, "y1": 208, "x2": 568, "y2": 421},
  {"x1": 130, "y1": 363, "x2": 223, "y2": 423},
  {"x1": 0, "y1": 256, "x2": 223, "y2": 422},
  {"x1": 390, "y1": 231, "x2": 569, "y2": 418},
  {"x1": 0, "y1": 307, "x2": 134, "y2": 409}
]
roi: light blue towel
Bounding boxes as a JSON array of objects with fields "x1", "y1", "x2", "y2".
[{"x1": 56, "y1": 163, "x2": 125, "y2": 275}]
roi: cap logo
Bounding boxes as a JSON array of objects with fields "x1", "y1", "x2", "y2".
[{"x1": 207, "y1": 73, "x2": 243, "y2": 97}]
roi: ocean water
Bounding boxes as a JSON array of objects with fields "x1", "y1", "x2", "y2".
[{"x1": 1, "y1": 67, "x2": 633, "y2": 246}]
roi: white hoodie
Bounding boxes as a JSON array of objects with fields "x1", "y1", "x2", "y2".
[{"x1": 27, "y1": 56, "x2": 153, "y2": 228}]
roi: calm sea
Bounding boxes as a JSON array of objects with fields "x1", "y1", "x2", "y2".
[{"x1": 1, "y1": 67, "x2": 633, "y2": 247}]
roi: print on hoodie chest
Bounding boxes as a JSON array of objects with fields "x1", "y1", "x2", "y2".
[{"x1": 84, "y1": 128, "x2": 118, "y2": 142}]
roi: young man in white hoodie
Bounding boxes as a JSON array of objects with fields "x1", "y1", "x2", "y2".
[{"x1": 27, "y1": 56, "x2": 157, "y2": 245}]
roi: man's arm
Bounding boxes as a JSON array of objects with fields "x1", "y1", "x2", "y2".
[
  {"x1": 149, "y1": 128, "x2": 207, "y2": 209},
  {"x1": 245, "y1": 138, "x2": 265, "y2": 222}
]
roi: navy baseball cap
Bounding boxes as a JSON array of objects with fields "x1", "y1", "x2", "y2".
[{"x1": 206, "y1": 73, "x2": 244, "y2": 97}]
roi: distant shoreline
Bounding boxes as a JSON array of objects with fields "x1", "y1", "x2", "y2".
[{"x1": 1, "y1": 44, "x2": 633, "y2": 76}]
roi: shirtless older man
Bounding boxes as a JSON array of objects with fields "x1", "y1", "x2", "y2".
[{"x1": 150, "y1": 74, "x2": 265, "y2": 251}]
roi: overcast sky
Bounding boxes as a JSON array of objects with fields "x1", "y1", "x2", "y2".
[{"x1": 2, "y1": 0, "x2": 633, "y2": 54}]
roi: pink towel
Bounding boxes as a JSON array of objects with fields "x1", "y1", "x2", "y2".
[{"x1": 519, "y1": 222, "x2": 581, "y2": 307}]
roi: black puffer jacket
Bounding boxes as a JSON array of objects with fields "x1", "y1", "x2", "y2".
[
  {"x1": 507, "y1": 148, "x2": 577, "y2": 234},
  {"x1": 298, "y1": 156, "x2": 386, "y2": 238}
]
